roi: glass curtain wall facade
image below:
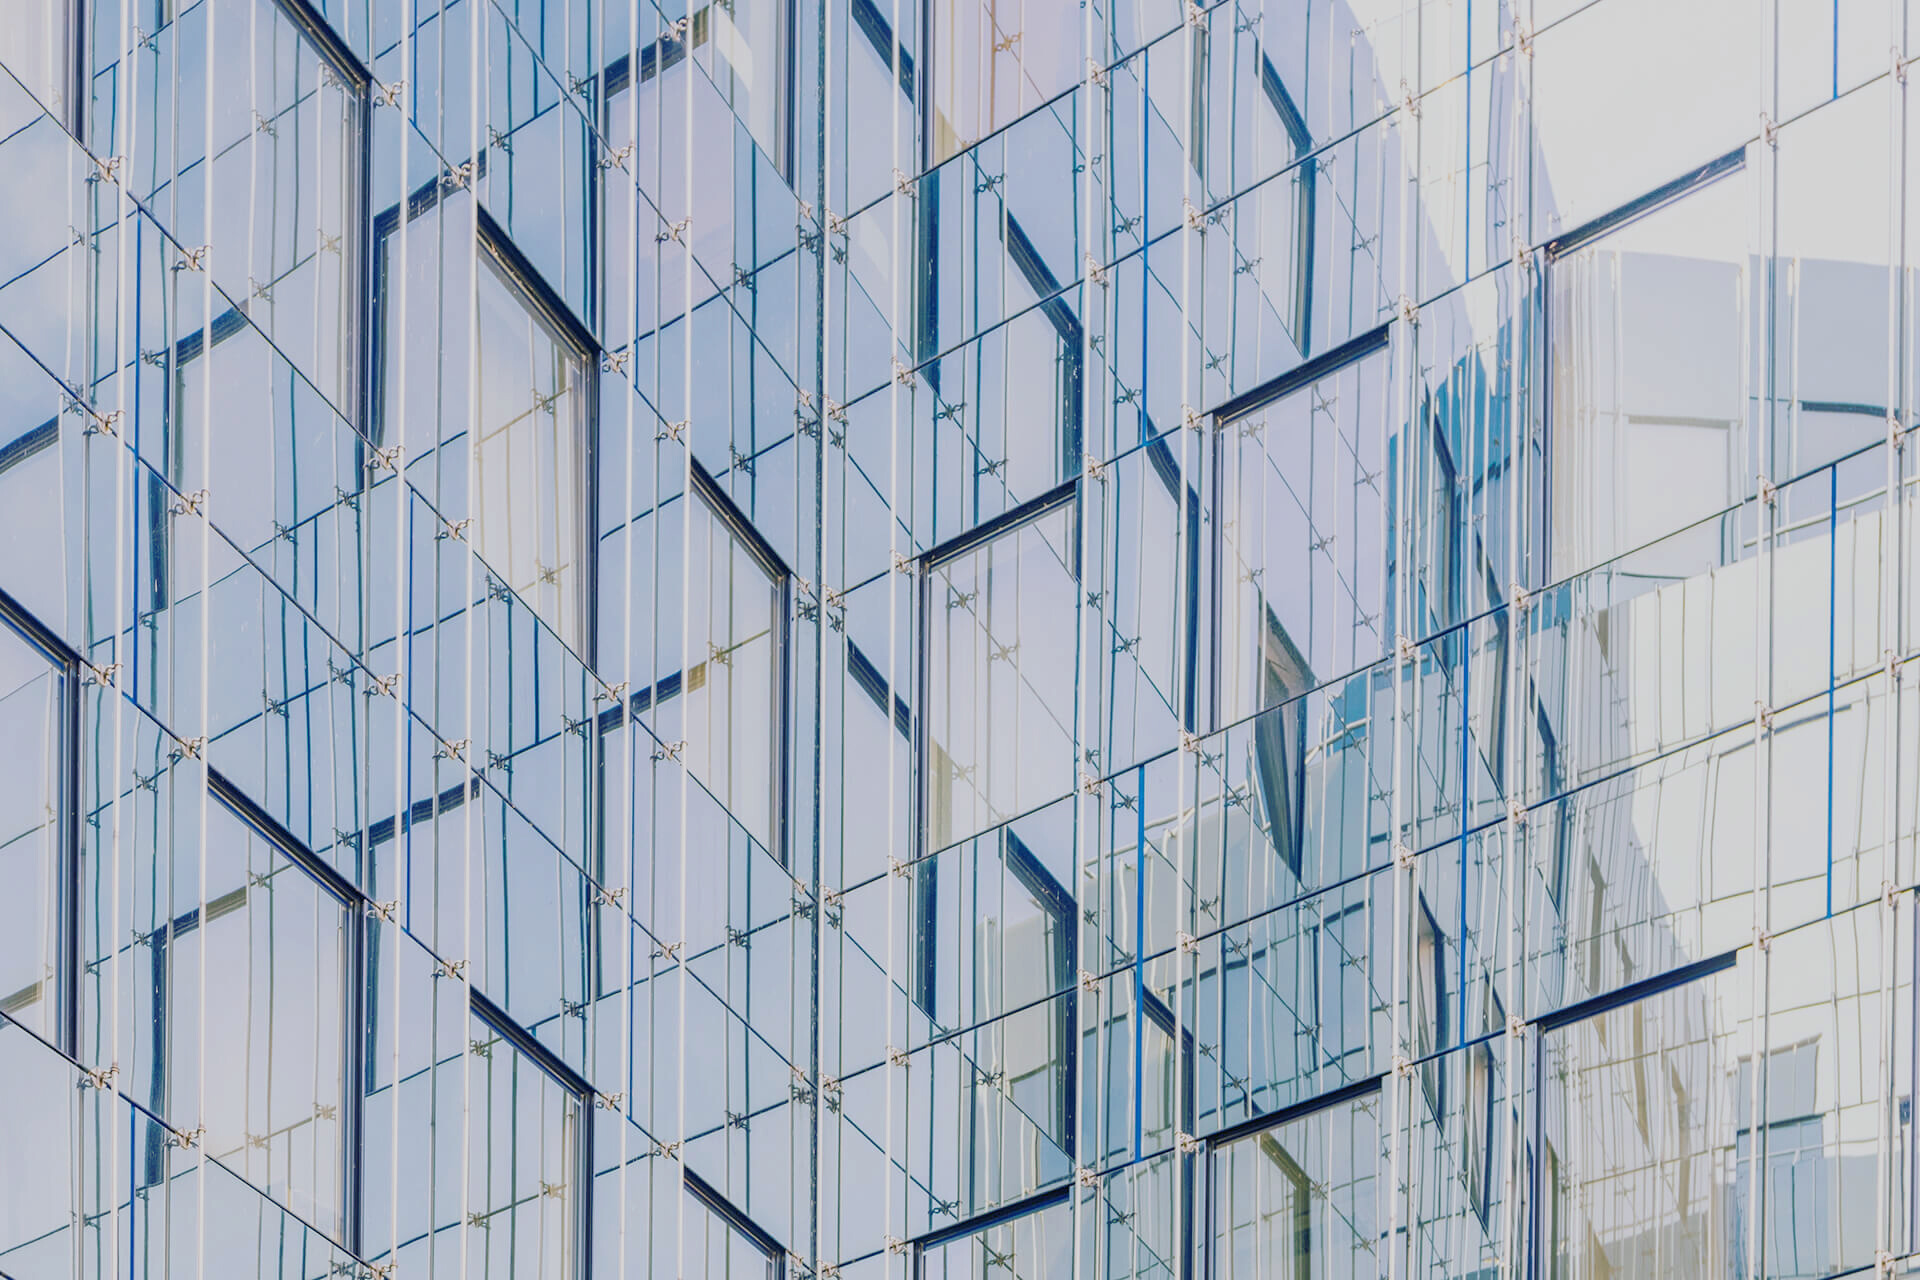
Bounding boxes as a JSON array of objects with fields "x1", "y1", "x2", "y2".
[{"x1": 0, "y1": 0, "x2": 1917, "y2": 1278}]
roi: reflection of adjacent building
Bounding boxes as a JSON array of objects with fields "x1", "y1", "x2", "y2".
[{"x1": 1530, "y1": 145, "x2": 1911, "y2": 1279}]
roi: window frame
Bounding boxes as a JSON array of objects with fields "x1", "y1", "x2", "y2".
[
  {"x1": 1538, "y1": 146, "x2": 1748, "y2": 587},
  {"x1": 685, "y1": 1167, "x2": 786, "y2": 1279},
  {"x1": 0, "y1": 587, "x2": 80, "y2": 1057},
  {"x1": 598, "y1": 460, "x2": 791, "y2": 864},
  {"x1": 371, "y1": 188, "x2": 603, "y2": 664},
  {"x1": 468, "y1": 987, "x2": 596, "y2": 1280},
  {"x1": 914, "y1": 480, "x2": 1080, "y2": 862},
  {"x1": 134, "y1": 772, "x2": 368, "y2": 1247},
  {"x1": 1202, "y1": 1076, "x2": 1384, "y2": 1280}
]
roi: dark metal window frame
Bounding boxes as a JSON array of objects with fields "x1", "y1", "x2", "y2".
[
  {"x1": 591, "y1": 459, "x2": 793, "y2": 868},
  {"x1": 1201, "y1": 1075, "x2": 1385, "y2": 1280},
  {"x1": 469, "y1": 986, "x2": 597, "y2": 1280},
  {"x1": 370, "y1": 180, "x2": 604, "y2": 667},
  {"x1": 0, "y1": 584, "x2": 82, "y2": 1058},
  {"x1": 685, "y1": 1167, "x2": 787, "y2": 1279}
]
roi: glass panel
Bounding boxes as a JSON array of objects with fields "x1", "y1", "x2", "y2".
[
  {"x1": 925, "y1": 501, "x2": 1077, "y2": 849},
  {"x1": 472, "y1": 242, "x2": 593, "y2": 651},
  {"x1": 1209, "y1": 1090, "x2": 1381, "y2": 1280},
  {"x1": 163, "y1": 796, "x2": 350, "y2": 1235},
  {"x1": 468, "y1": 1012, "x2": 584, "y2": 1280},
  {"x1": 1218, "y1": 344, "x2": 1392, "y2": 718},
  {"x1": 677, "y1": 480, "x2": 783, "y2": 855},
  {"x1": 1539, "y1": 954, "x2": 1751, "y2": 1279},
  {"x1": 927, "y1": 0, "x2": 1080, "y2": 164},
  {"x1": 919, "y1": 1192, "x2": 1071, "y2": 1278},
  {"x1": 193, "y1": 0, "x2": 361, "y2": 411},
  {"x1": 1547, "y1": 163, "x2": 1750, "y2": 581},
  {"x1": 0, "y1": 620, "x2": 65, "y2": 1043}
]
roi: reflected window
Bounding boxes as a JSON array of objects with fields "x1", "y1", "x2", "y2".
[
  {"x1": 918, "y1": 1189, "x2": 1072, "y2": 1278},
  {"x1": 1212, "y1": 42, "x2": 1316, "y2": 354},
  {"x1": 1733, "y1": 1039, "x2": 1829, "y2": 1280},
  {"x1": 178, "y1": 0, "x2": 363, "y2": 410},
  {"x1": 912, "y1": 821, "x2": 1077, "y2": 1214},
  {"x1": 473, "y1": 231, "x2": 596, "y2": 652},
  {"x1": 926, "y1": 0, "x2": 1079, "y2": 164},
  {"x1": 923, "y1": 494, "x2": 1078, "y2": 849},
  {"x1": 914, "y1": 190, "x2": 1084, "y2": 512},
  {"x1": 1546, "y1": 153, "x2": 1748, "y2": 580},
  {"x1": 135, "y1": 789, "x2": 353, "y2": 1235},
  {"x1": 604, "y1": 0, "x2": 794, "y2": 183},
  {"x1": 1414, "y1": 896, "x2": 1443, "y2": 1114},
  {"x1": 630, "y1": 465, "x2": 787, "y2": 856},
  {"x1": 468, "y1": 998, "x2": 588, "y2": 1280},
  {"x1": 1216, "y1": 334, "x2": 1391, "y2": 721},
  {"x1": 372, "y1": 195, "x2": 596, "y2": 653},
  {"x1": 1250, "y1": 612, "x2": 1309, "y2": 881},
  {"x1": 686, "y1": 1170, "x2": 783, "y2": 1278},
  {"x1": 0, "y1": 607, "x2": 72, "y2": 1049},
  {"x1": 1210, "y1": 1087, "x2": 1380, "y2": 1280},
  {"x1": 1539, "y1": 958, "x2": 1739, "y2": 1280},
  {"x1": 1464, "y1": 1039, "x2": 1494, "y2": 1223}
]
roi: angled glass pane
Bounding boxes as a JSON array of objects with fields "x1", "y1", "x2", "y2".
[
  {"x1": 473, "y1": 241, "x2": 593, "y2": 651},
  {"x1": 468, "y1": 1011, "x2": 584, "y2": 1279},
  {"x1": 919, "y1": 1192, "x2": 1071, "y2": 1279},
  {"x1": 0, "y1": 618, "x2": 65, "y2": 1043},
  {"x1": 925, "y1": 501, "x2": 1077, "y2": 849},
  {"x1": 160, "y1": 796, "x2": 351, "y2": 1234},
  {"x1": 1210, "y1": 1090, "x2": 1382, "y2": 1280}
]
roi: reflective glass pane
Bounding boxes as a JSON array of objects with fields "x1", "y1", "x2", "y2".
[
  {"x1": 468, "y1": 1013, "x2": 584, "y2": 1279},
  {"x1": 473, "y1": 242, "x2": 592, "y2": 651},
  {"x1": 0, "y1": 620, "x2": 64, "y2": 1042},
  {"x1": 1210, "y1": 1090, "x2": 1381, "y2": 1280},
  {"x1": 926, "y1": 500, "x2": 1077, "y2": 849},
  {"x1": 164, "y1": 797, "x2": 350, "y2": 1234}
]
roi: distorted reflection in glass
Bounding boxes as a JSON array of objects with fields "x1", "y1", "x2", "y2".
[
  {"x1": 1218, "y1": 345, "x2": 1390, "y2": 719},
  {"x1": 1547, "y1": 160, "x2": 1748, "y2": 581},
  {"x1": 1211, "y1": 1090, "x2": 1380, "y2": 1280},
  {"x1": 1539, "y1": 960, "x2": 1746, "y2": 1279},
  {"x1": 155, "y1": 797, "x2": 350, "y2": 1234}
]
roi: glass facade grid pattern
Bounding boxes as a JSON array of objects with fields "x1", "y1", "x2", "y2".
[{"x1": 0, "y1": 0, "x2": 1918, "y2": 1277}]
